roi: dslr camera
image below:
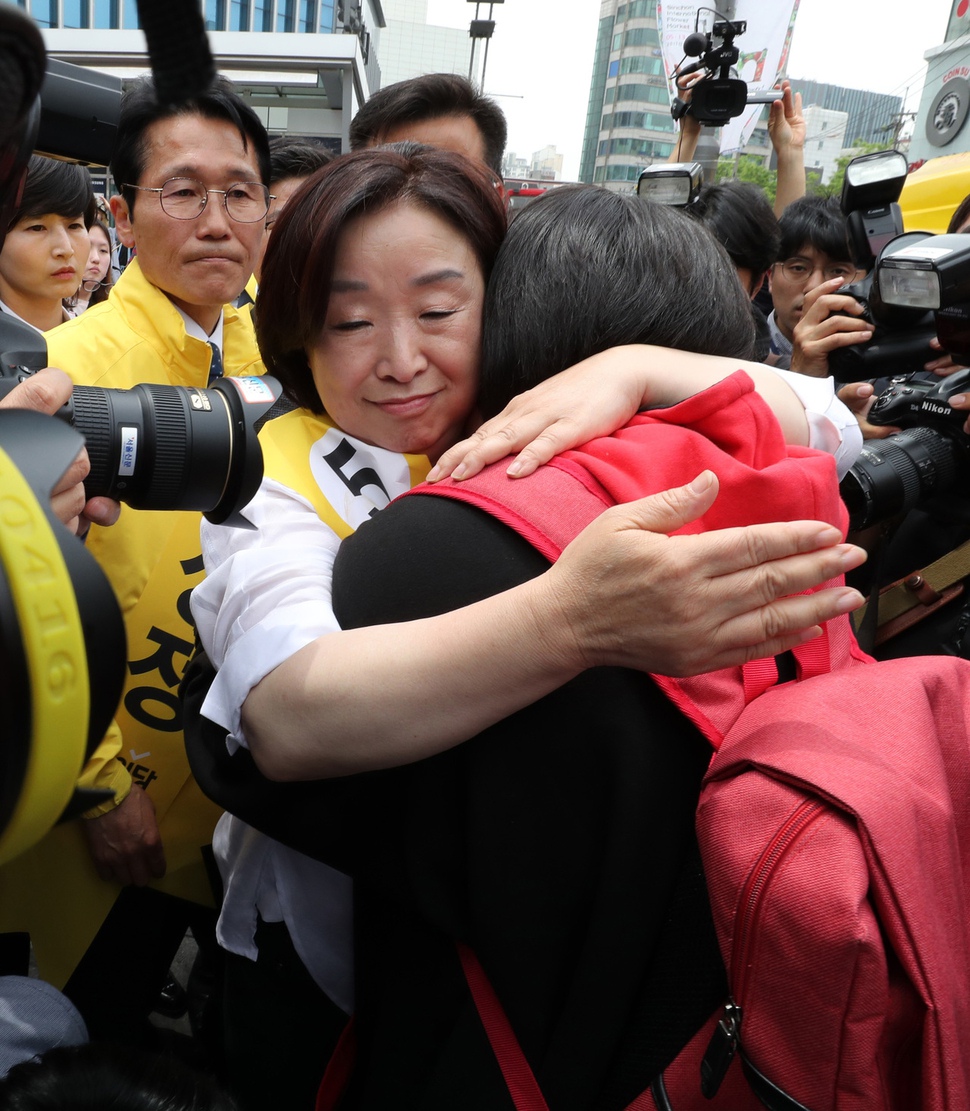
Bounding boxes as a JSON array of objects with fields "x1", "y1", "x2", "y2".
[{"x1": 828, "y1": 150, "x2": 970, "y2": 530}]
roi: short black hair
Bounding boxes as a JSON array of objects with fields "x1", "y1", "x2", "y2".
[
  {"x1": 349, "y1": 73, "x2": 507, "y2": 175},
  {"x1": 111, "y1": 74, "x2": 270, "y2": 213},
  {"x1": 268, "y1": 136, "x2": 333, "y2": 186},
  {"x1": 0, "y1": 1043, "x2": 238, "y2": 1110},
  {"x1": 777, "y1": 194, "x2": 852, "y2": 263},
  {"x1": 13, "y1": 155, "x2": 95, "y2": 228},
  {"x1": 691, "y1": 180, "x2": 780, "y2": 284},
  {"x1": 479, "y1": 185, "x2": 756, "y2": 418},
  {"x1": 948, "y1": 190, "x2": 970, "y2": 234}
]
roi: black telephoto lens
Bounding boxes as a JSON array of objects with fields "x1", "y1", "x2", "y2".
[{"x1": 840, "y1": 426, "x2": 967, "y2": 532}]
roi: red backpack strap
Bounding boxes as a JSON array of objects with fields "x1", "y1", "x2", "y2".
[
  {"x1": 315, "y1": 1017, "x2": 357, "y2": 1111},
  {"x1": 406, "y1": 459, "x2": 611, "y2": 561},
  {"x1": 457, "y1": 942, "x2": 551, "y2": 1111}
]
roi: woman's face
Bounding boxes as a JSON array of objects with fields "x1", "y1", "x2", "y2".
[
  {"x1": 308, "y1": 200, "x2": 484, "y2": 462},
  {"x1": 83, "y1": 225, "x2": 112, "y2": 288},
  {"x1": 0, "y1": 212, "x2": 89, "y2": 307}
]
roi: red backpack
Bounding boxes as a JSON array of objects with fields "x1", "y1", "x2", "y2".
[{"x1": 412, "y1": 459, "x2": 970, "y2": 1111}]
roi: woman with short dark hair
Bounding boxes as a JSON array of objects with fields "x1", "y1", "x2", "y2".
[{"x1": 0, "y1": 155, "x2": 95, "y2": 332}]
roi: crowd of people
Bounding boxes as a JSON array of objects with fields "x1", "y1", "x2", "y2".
[{"x1": 1, "y1": 60, "x2": 969, "y2": 1111}]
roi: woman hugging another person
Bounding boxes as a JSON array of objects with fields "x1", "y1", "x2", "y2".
[{"x1": 184, "y1": 145, "x2": 864, "y2": 1109}]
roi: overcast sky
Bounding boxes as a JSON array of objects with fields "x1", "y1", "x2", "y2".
[{"x1": 425, "y1": 0, "x2": 955, "y2": 179}]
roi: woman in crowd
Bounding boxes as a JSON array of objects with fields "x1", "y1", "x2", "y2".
[
  {"x1": 184, "y1": 145, "x2": 863, "y2": 1109},
  {"x1": 0, "y1": 155, "x2": 94, "y2": 333},
  {"x1": 67, "y1": 218, "x2": 113, "y2": 314}
]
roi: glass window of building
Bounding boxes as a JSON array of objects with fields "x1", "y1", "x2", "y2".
[
  {"x1": 277, "y1": 0, "x2": 294, "y2": 31},
  {"x1": 230, "y1": 0, "x2": 250, "y2": 30},
  {"x1": 94, "y1": 0, "x2": 119, "y2": 27},
  {"x1": 623, "y1": 27, "x2": 659, "y2": 48},
  {"x1": 30, "y1": 0, "x2": 56, "y2": 26},
  {"x1": 613, "y1": 32, "x2": 622, "y2": 50},
  {"x1": 123, "y1": 0, "x2": 139, "y2": 26},
  {"x1": 205, "y1": 0, "x2": 226, "y2": 29},
  {"x1": 299, "y1": 0, "x2": 317, "y2": 31},
  {"x1": 615, "y1": 5, "x2": 627, "y2": 23},
  {"x1": 319, "y1": 1, "x2": 335, "y2": 31},
  {"x1": 620, "y1": 54, "x2": 662, "y2": 76},
  {"x1": 608, "y1": 59, "x2": 619, "y2": 77},
  {"x1": 63, "y1": 0, "x2": 90, "y2": 27},
  {"x1": 614, "y1": 82, "x2": 668, "y2": 106},
  {"x1": 254, "y1": 0, "x2": 273, "y2": 31},
  {"x1": 627, "y1": 0, "x2": 657, "y2": 18}
]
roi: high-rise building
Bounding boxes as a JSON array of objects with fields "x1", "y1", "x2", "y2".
[
  {"x1": 8, "y1": 0, "x2": 385, "y2": 156},
  {"x1": 788, "y1": 80, "x2": 903, "y2": 149},
  {"x1": 579, "y1": 0, "x2": 675, "y2": 190},
  {"x1": 379, "y1": 0, "x2": 468, "y2": 88}
]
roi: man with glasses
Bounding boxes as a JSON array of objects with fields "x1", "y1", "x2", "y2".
[
  {"x1": 1, "y1": 76, "x2": 270, "y2": 1048},
  {"x1": 767, "y1": 195, "x2": 870, "y2": 376}
]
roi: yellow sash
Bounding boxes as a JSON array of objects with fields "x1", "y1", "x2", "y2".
[{"x1": 259, "y1": 409, "x2": 430, "y2": 534}]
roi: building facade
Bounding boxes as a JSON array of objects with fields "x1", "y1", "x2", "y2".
[
  {"x1": 7, "y1": 0, "x2": 384, "y2": 157},
  {"x1": 801, "y1": 105, "x2": 849, "y2": 185},
  {"x1": 580, "y1": 0, "x2": 675, "y2": 190},
  {"x1": 788, "y1": 80, "x2": 902, "y2": 149},
  {"x1": 907, "y1": 0, "x2": 970, "y2": 165},
  {"x1": 378, "y1": 0, "x2": 468, "y2": 89}
]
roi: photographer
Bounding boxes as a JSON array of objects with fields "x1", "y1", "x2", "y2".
[
  {"x1": 0, "y1": 368, "x2": 118, "y2": 535},
  {"x1": 768, "y1": 195, "x2": 868, "y2": 375}
]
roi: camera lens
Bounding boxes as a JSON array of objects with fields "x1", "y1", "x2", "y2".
[
  {"x1": 71, "y1": 382, "x2": 234, "y2": 511},
  {"x1": 840, "y1": 426, "x2": 966, "y2": 531},
  {"x1": 67, "y1": 376, "x2": 279, "y2": 522}
]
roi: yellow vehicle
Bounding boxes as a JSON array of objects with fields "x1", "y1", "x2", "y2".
[{"x1": 899, "y1": 151, "x2": 970, "y2": 233}]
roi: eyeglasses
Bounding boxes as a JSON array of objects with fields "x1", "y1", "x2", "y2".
[
  {"x1": 123, "y1": 178, "x2": 274, "y2": 223},
  {"x1": 775, "y1": 257, "x2": 859, "y2": 286}
]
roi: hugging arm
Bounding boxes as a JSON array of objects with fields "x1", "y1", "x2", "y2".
[
  {"x1": 236, "y1": 472, "x2": 863, "y2": 781},
  {"x1": 427, "y1": 345, "x2": 829, "y2": 483}
]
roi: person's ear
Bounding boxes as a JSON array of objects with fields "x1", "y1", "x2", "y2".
[
  {"x1": 750, "y1": 270, "x2": 769, "y2": 300},
  {"x1": 110, "y1": 194, "x2": 135, "y2": 249}
]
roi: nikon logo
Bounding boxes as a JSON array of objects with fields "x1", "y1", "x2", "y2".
[{"x1": 922, "y1": 402, "x2": 952, "y2": 416}]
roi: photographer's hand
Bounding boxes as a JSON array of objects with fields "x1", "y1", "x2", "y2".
[
  {"x1": 668, "y1": 72, "x2": 703, "y2": 162},
  {"x1": 790, "y1": 278, "x2": 872, "y2": 378},
  {"x1": 924, "y1": 337, "x2": 968, "y2": 377},
  {"x1": 81, "y1": 785, "x2": 167, "y2": 887},
  {"x1": 768, "y1": 81, "x2": 806, "y2": 215},
  {"x1": 837, "y1": 381, "x2": 899, "y2": 440},
  {"x1": 0, "y1": 367, "x2": 121, "y2": 534},
  {"x1": 944, "y1": 386, "x2": 970, "y2": 435}
]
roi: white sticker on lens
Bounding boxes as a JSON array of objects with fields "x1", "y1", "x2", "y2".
[
  {"x1": 119, "y1": 427, "x2": 138, "y2": 476},
  {"x1": 228, "y1": 376, "x2": 276, "y2": 403}
]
